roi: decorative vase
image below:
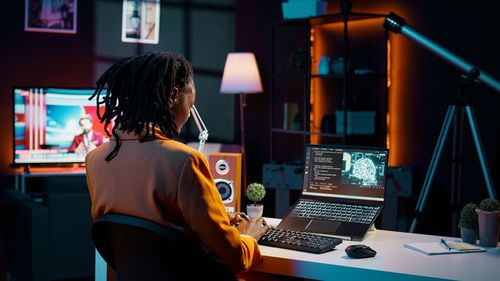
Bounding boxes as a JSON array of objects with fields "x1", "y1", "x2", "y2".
[
  {"x1": 247, "y1": 204, "x2": 264, "y2": 219},
  {"x1": 318, "y1": 55, "x2": 331, "y2": 75},
  {"x1": 460, "y1": 227, "x2": 478, "y2": 244},
  {"x1": 331, "y1": 57, "x2": 351, "y2": 76},
  {"x1": 476, "y1": 209, "x2": 500, "y2": 247}
]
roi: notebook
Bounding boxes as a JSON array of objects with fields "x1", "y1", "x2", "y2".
[
  {"x1": 404, "y1": 240, "x2": 486, "y2": 255},
  {"x1": 277, "y1": 144, "x2": 389, "y2": 241}
]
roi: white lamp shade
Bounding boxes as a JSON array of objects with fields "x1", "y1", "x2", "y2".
[{"x1": 220, "y1": 52, "x2": 263, "y2": 94}]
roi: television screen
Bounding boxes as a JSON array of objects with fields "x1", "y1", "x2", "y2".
[{"x1": 13, "y1": 87, "x2": 108, "y2": 164}]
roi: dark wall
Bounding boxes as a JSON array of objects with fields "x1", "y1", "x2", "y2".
[
  {"x1": 0, "y1": 1, "x2": 237, "y2": 180},
  {"x1": 0, "y1": 1, "x2": 95, "y2": 176},
  {"x1": 0, "y1": 0, "x2": 498, "y2": 237},
  {"x1": 237, "y1": 0, "x2": 500, "y2": 236}
]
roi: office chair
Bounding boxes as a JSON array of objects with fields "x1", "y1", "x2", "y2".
[{"x1": 92, "y1": 213, "x2": 237, "y2": 281}]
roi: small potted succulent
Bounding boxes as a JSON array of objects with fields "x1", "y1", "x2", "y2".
[
  {"x1": 476, "y1": 198, "x2": 500, "y2": 247},
  {"x1": 458, "y1": 203, "x2": 478, "y2": 244},
  {"x1": 246, "y1": 183, "x2": 266, "y2": 219}
]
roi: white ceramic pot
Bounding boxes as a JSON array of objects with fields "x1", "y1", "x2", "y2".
[{"x1": 247, "y1": 204, "x2": 264, "y2": 219}]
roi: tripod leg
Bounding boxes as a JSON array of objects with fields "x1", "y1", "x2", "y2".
[
  {"x1": 409, "y1": 105, "x2": 456, "y2": 233},
  {"x1": 464, "y1": 106, "x2": 497, "y2": 199},
  {"x1": 449, "y1": 105, "x2": 465, "y2": 237}
]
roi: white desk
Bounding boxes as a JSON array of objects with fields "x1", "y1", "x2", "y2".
[
  {"x1": 254, "y1": 218, "x2": 500, "y2": 281},
  {"x1": 95, "y1": 218, "x2": 500, "y2": 281}
]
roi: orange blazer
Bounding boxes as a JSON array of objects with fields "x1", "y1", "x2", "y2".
[{"x1": 85, "y1": 130, "x2": 262, "y2": 273}]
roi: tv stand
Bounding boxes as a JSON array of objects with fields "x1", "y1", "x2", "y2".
[{"x1": 14, "y1": 164, "x2": 86, "y2": 193}]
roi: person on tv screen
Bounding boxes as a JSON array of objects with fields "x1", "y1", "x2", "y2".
[
  {"x1": 68, "y1": 115, "x2": 105, "y2": 153},
  {"x1": 85, "y1": 51, "x2": 269, "y2": 278}
]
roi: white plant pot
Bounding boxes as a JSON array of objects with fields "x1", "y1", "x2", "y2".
[{"x1": 247, "y1": 204, "x2": 264, "y2": 219}]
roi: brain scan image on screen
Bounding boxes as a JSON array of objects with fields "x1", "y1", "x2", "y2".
[
  {"x1": 352, "y1": 157, "x2": 377, "y2": 185},
  {"x1": 341, "y1": 152, "x2": 386, "y2": 188}
]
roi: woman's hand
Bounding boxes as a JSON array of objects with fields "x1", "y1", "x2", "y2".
[
  {"x1": 235, "y1": 217, "x2": 270, "y2": 241},
  {"x1": 227, "y1": 212, "x2": 250, "y2": 226}
]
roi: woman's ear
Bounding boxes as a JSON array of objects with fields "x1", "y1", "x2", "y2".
[{"x1": 170, "y1": 87, "x2": 180, "y2": 107}]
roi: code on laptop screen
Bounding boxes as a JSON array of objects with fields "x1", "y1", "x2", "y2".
[{"x1": 302, "y1": 145, "x2": 388, "y2": 201}]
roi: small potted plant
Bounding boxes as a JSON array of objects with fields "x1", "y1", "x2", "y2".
[
  {"x1": 246, "y1": 183, "x2": 266, "y2": 219},
  {"x1": 476, "y1": 198, "x2": 500, "y2": 247},
  {"x1": 458, "y1": 203, "x2": 478, "y2": 244}
]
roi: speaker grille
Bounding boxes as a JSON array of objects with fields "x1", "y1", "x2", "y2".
[{"x1": 215, "y1": 179, "x2": 233, "y2": 201}]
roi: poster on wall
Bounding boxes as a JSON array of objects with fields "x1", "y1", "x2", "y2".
[
  {"x1": 121, "y1": 0, "x2": 160, "y2": 44},
  {"x1": 25, "y1": 0, "x2": 77, "y2": 34}
]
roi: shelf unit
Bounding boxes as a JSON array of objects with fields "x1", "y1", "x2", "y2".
[{"x1": 269, "y1": 11, "x2": 389, "y2": 163}]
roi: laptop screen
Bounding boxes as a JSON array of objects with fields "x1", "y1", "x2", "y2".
[{"x1": 302, "y1": 144, "x2": 388, "y2": 202}]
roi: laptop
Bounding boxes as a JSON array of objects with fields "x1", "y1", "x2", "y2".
[{"x1": 277, "y1": 144, "x2": 389, "y2": 241}]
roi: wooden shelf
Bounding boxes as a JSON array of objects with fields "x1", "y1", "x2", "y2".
[
  {"x1": 275, "y1": 12, "x2": 386, "y2": 27},
  {"x1": 269, "y1": 9, "x2": 388, "y2": 161},
  {"x1": 271, "y1": 128, "x2": 344, "y2": 138},
  {"x1": 272, "y1": 73, "x2": 387, "y2": 79}
]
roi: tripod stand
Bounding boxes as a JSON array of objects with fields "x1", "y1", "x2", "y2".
[{"x1": 409, "y1": 74, "x2": 497, "y2": 233}]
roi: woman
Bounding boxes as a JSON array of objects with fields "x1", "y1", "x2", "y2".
[{"x1": 85, "y1": 51, "x2": 269, "y2": 276}]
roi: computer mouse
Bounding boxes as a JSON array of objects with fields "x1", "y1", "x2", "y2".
[{"x1": 345, "y1": 244, "x2": 377, "y2": 258}]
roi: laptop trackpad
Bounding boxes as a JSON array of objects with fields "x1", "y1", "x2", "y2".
[{"x1": 305, "y1": 220, "x2": 341, "y2": 233}]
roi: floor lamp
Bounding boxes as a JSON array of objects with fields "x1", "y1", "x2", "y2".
[{"x1": 220, "y1": 52, "x2": 263, "y2": 192}]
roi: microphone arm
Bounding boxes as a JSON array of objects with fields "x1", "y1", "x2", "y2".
[
  {"x1": 190, "y1": 105, "x2": 209, "y2": 152},
  {"x1": 384, "y1": 12, "x2": 500, "y2": 93}
]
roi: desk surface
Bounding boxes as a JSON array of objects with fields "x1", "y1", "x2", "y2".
[{"x1": 254, "y1": 218, "x2": 500, "y2": 281}]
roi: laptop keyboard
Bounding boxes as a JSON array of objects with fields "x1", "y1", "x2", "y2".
[
  {"x1": 259, "y1": 228, "x2": 342, "y2": 254},
  {"x1": 291, "y1": 201, "x2": 380, "y2": 224}
]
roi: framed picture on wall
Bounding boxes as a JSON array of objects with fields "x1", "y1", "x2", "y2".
[
  {"x1": 25, "y1": 0, "x2": 77, "y2": 34},
  {"x1": 121, "y1": 0, "x2": 160, "y2": 44}
]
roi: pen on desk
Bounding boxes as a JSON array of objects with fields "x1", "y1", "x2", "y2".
[{"x1": 439, "y1": 239, "x2": 453, "y2": 251}]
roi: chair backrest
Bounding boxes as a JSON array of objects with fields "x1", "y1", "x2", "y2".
[{"x1": 92, "y1": 213, "x2": 237, "y2": 281}]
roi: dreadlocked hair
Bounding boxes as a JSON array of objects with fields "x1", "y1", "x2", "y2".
[{"x1": 89, "y1": 51, "x2": 193, "y2": 161}]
